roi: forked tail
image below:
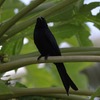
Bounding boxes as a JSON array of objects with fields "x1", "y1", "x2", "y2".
[{"x1": 55, "y1": 63, "x2": 78, "y2": 95}]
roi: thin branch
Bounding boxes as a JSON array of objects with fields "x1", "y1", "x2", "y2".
[
  {"x1": 61, "y1": 47, "x2": 100, "y2": 52},
  {"x1": 10, "y1": 47, "x2": 100, "y2": 61},
  {"x1": 0, "y1": 0, "x2": 45, "y2": 37},
  {"x1": 0, "y1": 55, "x2": 100, "y2": 73},
  {"x1": 0, "y1": 87, "x2": 94, "y2": 99},
  {"x1": 63, "y1": 51, "x2": 100, "y2": 56},
  {"x1": 37, "y1": 94, "x2": 89, "y2": 100}
]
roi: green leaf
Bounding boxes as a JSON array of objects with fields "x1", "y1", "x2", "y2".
[
  {"x1": 75, "y1": 24, "x2": 93, "y2": 46},
  {"x1": 21, "y1": 37, "x2": 36, "y2": 54},
  {"x1": 1, "y1": 41, "x2": 16, "y2": 55},
  {"x1": 90, "y1": 87, "x2": 100, "y2": 100},
  {"x1": 80, "y1": 2, "x2": 100, "y2": 15},
  {"x1": 1, "y1": 0, "x2": 25, "y2": 22},
  {"x1": 1, "y1": 37, "x2": 23, "y2": 55},
  {"x1": 15, "y1": 82, "x2": 27, "y2": 88},
  {"x1": 0, "y1": 80, "x2": 13, "y2": 95},
  {"x1": 25, "y1": 64, "x2": 59, "y2": 87},
  {"x1": 94, "y1": 13, "x2": 100, "y2": 30},
  {"x1": 51, "y1": 23, "x2": 79, "y2": 39},
  {"x1": 48, "y1": 5, "x2": 75, "y2": 22},
  {"x1": 13, "y1": 37, "x2": 24, "y2": 55}
]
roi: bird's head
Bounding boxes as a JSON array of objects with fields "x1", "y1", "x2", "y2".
[{"x1": 36, "y1": 17, "x2": 48, "y2": 28}]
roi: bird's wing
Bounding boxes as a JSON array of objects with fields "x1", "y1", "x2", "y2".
[{"x1": 44, "y1": 28, "x2": 61, "y2": 55}]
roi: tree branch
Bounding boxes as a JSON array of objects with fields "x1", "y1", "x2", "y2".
[
  {"x1": 0, "y1": 0, "x2": 45, "y2": 38},
  {"x1": 0, "y1": 55, "x2": 100, "y2": 73},
  {"x1": 10, "y1": 47, "x2": 100, "y2": 61},
  {"x1": 0, "y1": 87, "x2": 94, "y2": 99}
]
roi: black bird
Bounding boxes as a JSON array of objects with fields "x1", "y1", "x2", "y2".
[{"x1": 33, "y1": 17, "x2": 78, "y2": 95}]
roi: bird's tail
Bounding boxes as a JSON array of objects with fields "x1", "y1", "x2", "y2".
[{"x1": 55, "y1": 63, "x2": 78, "y2": 95}]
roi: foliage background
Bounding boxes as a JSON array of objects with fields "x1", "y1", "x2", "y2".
[{"x1": 0, "y1": 0, "x2": 100, "y2": 99}]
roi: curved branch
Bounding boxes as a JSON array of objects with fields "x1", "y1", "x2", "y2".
[
  {"x1": 0, "y1": 55, "x2": 100, "y2": 73},
  {"x1": 10, "y1": 47, "x2": 100, "y2": 60}
]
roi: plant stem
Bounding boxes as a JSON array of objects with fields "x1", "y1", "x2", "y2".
[
  {"x1": 10, "y1": 47, "x2": 100, "y2": 61},
  {"x1": 0, "y1": 0, "x2": 45, "y2": 38},
  {"x1": 0, "y1": 87, "x2": 94, "y2": 99},
  {"x1": 0, "y1": 47, "x2": 100, "y2": 73},
  {"x1": 0, "y1": 55, "x2": 100, "y2": 73},
  {"x1": 61, "y1": 47, "x2": 100, "y2": 52}
]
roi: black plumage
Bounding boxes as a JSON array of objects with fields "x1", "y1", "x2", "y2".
[{"x1": 33, "y1": 17, "x2": 78, "y2": 95}]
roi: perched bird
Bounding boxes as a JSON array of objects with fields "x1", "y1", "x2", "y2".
[{"x1": 33, "y1": 17, "x2": 78, "y2": 95}]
